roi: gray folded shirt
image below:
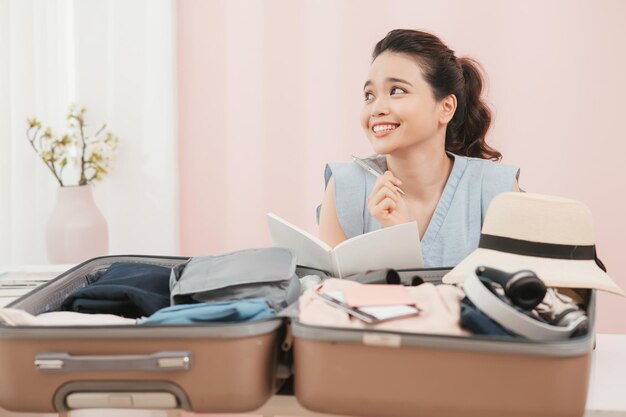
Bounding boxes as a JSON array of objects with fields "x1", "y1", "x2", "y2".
[{"x1": 170, "y1": 247, "x2": 301, "y2": 311}]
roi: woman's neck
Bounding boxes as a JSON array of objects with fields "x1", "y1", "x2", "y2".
[{"x1": 385, "y1": 142, "x2": 453, "y2": 201}]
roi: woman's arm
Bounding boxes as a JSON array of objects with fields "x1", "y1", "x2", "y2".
[
  {"x1": 513, "y1": 179, "x2": 520, "y2": 192},
  {"x1": 319, "y1": 177, "x2": 349, "y2": 247}
]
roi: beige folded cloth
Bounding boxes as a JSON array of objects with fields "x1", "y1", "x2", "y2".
[
  {"x1": 0, "y1": 308, "x2": 136, "y2": 326},
  {"x1": 299, "y1": 279, "x2": 469, "y2": 336}
]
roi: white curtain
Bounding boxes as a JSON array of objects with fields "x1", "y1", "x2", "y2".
[{"x1": 0, "y1": 0, "x2": 178, "y2": 265}]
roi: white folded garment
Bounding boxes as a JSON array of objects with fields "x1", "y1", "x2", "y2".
[{"x1": 0, "y1": 308, "x2": 136, "y2": 326}]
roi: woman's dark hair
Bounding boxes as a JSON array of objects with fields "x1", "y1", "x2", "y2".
[{"x1": 372, "y1": 29, "x2": 501, "y2": 161}]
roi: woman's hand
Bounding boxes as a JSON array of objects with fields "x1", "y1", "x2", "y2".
[{"x1": 367, "y1": 171, "x2": 412, "y2": 228}]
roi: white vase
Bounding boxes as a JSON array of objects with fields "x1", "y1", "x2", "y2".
[{"x1": 46, "y1": 185, "x2": 109, "y2": 263}]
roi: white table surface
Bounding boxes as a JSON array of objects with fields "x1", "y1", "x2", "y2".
[
  {"x1": 585, "y1": 334, "x2": 626, "y2": 416},
  {"x1": 0, "y1": 264, "x2": 74, "y2": 307},
  {"x1": 0, "y1": 265, "x2": 624, "y2": 417}
]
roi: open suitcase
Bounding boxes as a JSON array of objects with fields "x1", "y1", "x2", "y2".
[
  {"x1": 0, "y1": 255, "x2": 326, "y2": 414},
  {"x1": 0, "y1": 259, "x2": 595, "y2": 416},
  {"x1": 291, "y1": 268, "x2": 595, "y2": 417}
]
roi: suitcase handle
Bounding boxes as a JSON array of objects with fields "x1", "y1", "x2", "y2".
[{"x1": 34, "y1": 351, "x2": 191, "y2": 373}]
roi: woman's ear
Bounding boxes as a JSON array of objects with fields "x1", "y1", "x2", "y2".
[{"x1": 439, "y1": 94, "x2": 457, "y2": 124}]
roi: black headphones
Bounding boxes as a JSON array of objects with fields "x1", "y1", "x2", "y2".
[
  {"x1": 348, "y1": 269, "x2": 401, "y2": 285},
  {"x1": 475, "y1": 266, "x2": 547, "y2": 310}
]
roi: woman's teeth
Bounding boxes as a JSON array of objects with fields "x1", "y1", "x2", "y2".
[{"x1": 373, "y1": 124, "x2": 399, "y2": 133}]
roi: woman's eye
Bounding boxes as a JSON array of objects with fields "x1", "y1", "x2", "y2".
[
  {"x1": 390, "y1": 87, "x2": 406, "y2": 95},
  {"x1": 364, "y1": 92, "x2": 374, "y2": 101}
]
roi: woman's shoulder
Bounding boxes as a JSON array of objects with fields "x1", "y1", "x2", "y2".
[
  {"x1": 454, "y1": 153, "x2": 519, "y2": 182},
  {"x1": 323, "y1": 154, "x2": 385, "y2": 187},
  {"x1": 457, "y1": 153, "x2": 517, "y2": 169},
  {"x1": 323, "y1": 160, "x2": 367, "y2": 188},
  {"x1": 452, "y1": 153, "x2": 520, "y2": 211},
  {"x1": 321, "y1": 159, "x2": 371, "y2": 238}
]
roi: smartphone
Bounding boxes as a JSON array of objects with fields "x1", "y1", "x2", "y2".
[{"x1": 317, "y1": 291, "x2": 421, "y2": 324}]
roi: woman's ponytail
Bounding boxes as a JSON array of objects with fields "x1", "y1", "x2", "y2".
[
  {"x1": 446, "y1": 58, "x2": 501, "y2": 161},
  {"x1": 446, "y1": 58, "x2": 502, "y2": 160}
]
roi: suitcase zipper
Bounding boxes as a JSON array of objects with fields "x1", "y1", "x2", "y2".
[{"x1": 282, "y1": 321, "x2": 294, "y2": 351}]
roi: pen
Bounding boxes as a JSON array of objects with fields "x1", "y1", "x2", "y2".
[
  {"x1": 316, "y1": 292, "x2": 378, "y2": 324},
  {"x1": 351, "y1": 155, "x2": 407, "y2": 196}
]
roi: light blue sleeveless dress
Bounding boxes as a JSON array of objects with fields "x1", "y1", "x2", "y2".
[{"x1": 317, "y1": 152, "x2": 520, "y2": 268}]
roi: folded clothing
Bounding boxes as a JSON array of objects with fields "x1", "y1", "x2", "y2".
[
  {"x1": 299, "y1": 278, "x2": 468, "y2": 336},
  {"x1": 61, "y1": 262, "x2": 171, "y2": 318},
  {"x1": 169, "y1": 247, "x2": 300, "y2": 311},
  {"x1": 460, "y1": 298, "x2": 516, "y2": 337},
  {"x1": 0, "y1": 308, "x2": 136, "y2": 326},
  {"x1": 535, "y1": 288, "x2": 588, "y2": 328},
  {"x1": 140, "y1": 297, "x2": 275, "y2": 325}
]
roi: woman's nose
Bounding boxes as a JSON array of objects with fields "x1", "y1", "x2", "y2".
[{"x1": 370, "y1": 97, "x2": 390, "y2": 117}]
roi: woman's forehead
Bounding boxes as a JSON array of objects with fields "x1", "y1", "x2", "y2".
[{"x1": 367, "y1": 52, "x2": 424, "y2": 84}]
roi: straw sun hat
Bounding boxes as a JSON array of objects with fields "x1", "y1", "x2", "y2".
[{"x1": 442, "y1": 192, "x2": 624, "y2": 296}]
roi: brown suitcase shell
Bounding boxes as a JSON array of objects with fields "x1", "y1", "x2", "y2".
[
  {"x1": 0, "y1": 255, "x2": 299, "y2": 413},
  {"x1": 292, "y1": 268, "x2": 595, "y2": 417}
]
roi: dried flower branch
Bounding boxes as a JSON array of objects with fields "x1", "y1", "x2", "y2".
[{"x1": 26, "y1": 105, "x2": 119, "y2": 186}]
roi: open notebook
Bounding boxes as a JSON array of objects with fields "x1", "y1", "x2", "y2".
[{"x1": 266, "y1": 213, "x2": 423, "y2": 278}]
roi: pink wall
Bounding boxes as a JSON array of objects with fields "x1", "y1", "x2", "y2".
[{"x1": 177, "y1": 0, "x2": 626, "y2": 333}]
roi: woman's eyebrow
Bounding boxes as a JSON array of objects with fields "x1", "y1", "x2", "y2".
[
  {"x1": 363, "y1": 77, "x2": 414, "y2": 90},
  {"x1": 387, "y1": 77, "x2": 413, "y2": 87}
]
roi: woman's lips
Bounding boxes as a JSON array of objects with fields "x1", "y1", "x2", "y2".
[{"x1": 371, "y1": 123, "x2": 400, "y2": 138}]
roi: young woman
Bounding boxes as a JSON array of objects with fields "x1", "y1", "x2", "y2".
[{"x1": 318, "y1": 29, "x2": 520, "y2": 268}]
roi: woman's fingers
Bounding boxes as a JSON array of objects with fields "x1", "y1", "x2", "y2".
[
  {"x1": 371, "y1": 171, "x2": 401, "y2": 195},
  {"x1": 378, "y1": 197, "x2": 397, "y2": 213},
  {"x1": 367, "y1": 171, "x2": 406, "y2": 223},
  {"x1": 370, "y1": 173, "x2": 403, "y2": 203},
  {"x1": 384, "y1": 170, "x2": 402, "y2": 186},
  {"x1": 368, "y1": 196, "x2": 397, "y2": 219},
  {"x1": 369, "y1": 186, "x2": 398, "y2": 207},
  {"x1": 368, "y1": 188, "x2": 399, "y2": 217},
  {"x1": 370, "y1": 178, "x2": 400, "y2": 201}
]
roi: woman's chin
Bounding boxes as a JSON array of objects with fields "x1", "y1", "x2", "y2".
[{"x1": 370, "y1": 140, "x2": 397, "y2": 155}]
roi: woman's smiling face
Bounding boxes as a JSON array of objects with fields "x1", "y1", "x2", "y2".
[{"x1": 361, "y1": 52, "x2": 442, "y2": 155}]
